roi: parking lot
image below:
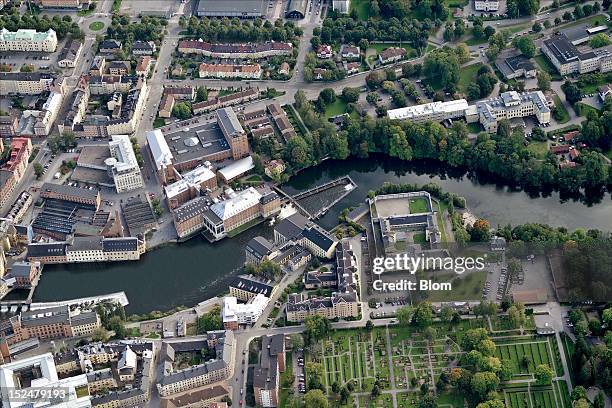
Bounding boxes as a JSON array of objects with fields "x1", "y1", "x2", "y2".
[{"x1": 0, "y1": 37, "x2": 70, "y2": 72}]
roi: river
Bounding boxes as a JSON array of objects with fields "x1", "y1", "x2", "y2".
[{"x1": 32, "y1": 156, "x2": 612, "y2": 313}]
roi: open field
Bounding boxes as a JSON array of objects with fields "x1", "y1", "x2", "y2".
[
  {"x1": 526, "y1": 141, "x2": 549, "y2": 159},
  {"x1": 458, "y1": 63, "x2": 484, "y2": 94}
]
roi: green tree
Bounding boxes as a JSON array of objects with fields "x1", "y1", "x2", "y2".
[
  {"x1": 304, "y1": 315, "x2": 331, "y2": 343},
  {"x1": 470, "y1": 371, "x2": 500, "y2": 398},
  {"x1": 397, "y1": 305, "x2": 415, "y2": 326},
  {"x1": 196, "y1": 306, "x2": 223, "y2": 334},
  {"x1": 91, "y1": 327, "x2": 109, "y2": 342},
  {"x1": 537, "y1": 71, "x2": 551, "y2": 91},
  {"x1": 34, "y1": 163, "x2": 44, "y2": 179},
  {"x1": 513, "y1": 35, "x2": 536, "y2": 58},
  {"x1": 534, "y1": 364, "x2": 553, "y2": 385},
  {"x1": 476, "y1": 400, "x2": 505, "y2": 408},
  {"x1": 341, "y1": 87, "x2": 360, "y2": 103},
  {"x1": 108, "y1": 316, "x2": 127, "y2": 339},
  {"x1": 563, "y1": 81, "x2": 583, "y2": 104},
  {"x1": 195, "y1": 86, "x2": 208, "y2": 102},
  {"x1": 590, "y1": 33, "x2": 612, "y2": 48},
  {"x1": 304, "y1": 389, "x2": 328, "y2": 408},
  {"x1": 172, "y1": 102, "x2": 192, "y2": 119}
]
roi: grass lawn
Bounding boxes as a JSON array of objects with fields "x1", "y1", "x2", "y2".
[
  {"x1": 575, "y1": 102, "x2": 601, "y2": 117},
  {"x1": 88, "y1": 21, "x2": 105, "y2": 31},
  {"x1": 467, "y1": 122, "x2": 482, "y2": 134},
  {"x1": 350, "y1": 0, "x2": 372, "y2": 20},
  {"x1": 553, "y1": 95, "x2": 570, "y2": 124},
  {"x1": 413, "y1": 232, "x2": 427, "y2": 244},
  {"x1": 466, "y1": 35, "x2": 488, "y2": 46},
  {"x1": 368, "y1": 42, "x2": 418, "y2": 58},
  {"x1": 436, "y1": 200, "x2": 449, "y2": 243},
  {"x1": 526, "y1": 141, "x2": 549, "y2": 159},
  {"x1": 500, "y1": 22, "x2": 531, "y2": 35},
  {"x1": 444, "y1": 0, "x2": 468, "y2": 6},
  {"x1": 534, "y1": 54, "x2": 562, "y2": 80},
  {"x1": 394, "y1": 241, "x2": 407, "y2": 251},
  {"x1": 425, "y1": 270, "x2": 487, "y2": 301},
  {"x1": 226, "y1": 217, "x2": 263, "y2": 238},
  {"x1": 559, "y1": 14, "x2": 608, "y2": 29},
  {"x1": 324, "y1": 99, "x2": 348, "y2": 118},
  {"x1": 153, "y1": 117, "x2": 165, "y2": 128},
  {"x1": 458, "y1": 62, "x2": 484, "y2": 93},
  {"x1": 409, "y1": 197, "x2": 429, "y2": 213}
]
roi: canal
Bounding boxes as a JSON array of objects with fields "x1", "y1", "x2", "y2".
[{"x1": 33, "y1": 156, "x2": 612, "y2": 313}]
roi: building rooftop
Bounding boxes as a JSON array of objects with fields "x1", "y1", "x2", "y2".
[
  {"x1": 246, "y1": 236, "x2": 275, "y2": 259},
  {"x1": 196, "y1": 0, "x2": 266, "y2": 15},
  {"x1": 0, "y1": 28, "x2": 56, "y2": 44},
  {"x1": 230, "y1": 274, "x2": 275, "y2": 297},
  {"x1": 165, "y1": 165, "x2": 216, "y2": 199},
  {"x1": 274, "y1": 212, "x2": 309, "y2": 241},
  {"x1": 217, "y1": 156, "x2": 254, "y2": 181},
  {"x1": 210, "y1": 185, "x2": 261, "y2": 221},
  {"x1": 174, "y1": 197, "x2": 208, "y2": 223},
  {"x1": 387, "y1": 99, "x2": 469, "y2": 120},
  {"x1": 40, "y1": 182, "x2": 99, "y2": 201},
  {"x1": 146, "y1": 129, "x2": 173, "y2": 171},
  {"x1": 163, "y1": 121, "x2": 230, "y2": 166}
]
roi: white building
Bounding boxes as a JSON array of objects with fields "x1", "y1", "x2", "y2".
[
  {"x1": 389, "y1": 91, "x2": 550, "y2": 133},
  {"x1": 107, "y1": 135, "x2": 144, "y2": 193},
  {"x1": 465, "y1": 90, "x2": 551, "y2": 133},
  {"x1": 542, "y1": 34, "x2": 612, "y2": 75},
  {"x1": 222, "y1": 294, "x2": 269, "y2": 329},
  {"x1": 0, "y1": 28, "x2": 58, "y2": 52},
  {"x1": 332, "y1": 0, "x2": 350, "y2": 13},
  {"x1": 0, "y1": 72, "x2": 58, "y2": 96},
  {"x1": 0, "y1": 353, "x2": 91, "y2": 408},
  {"x1": 387, "y1": 99, "x2": 469, "y2": 123},
  {"x1": 474, "y1": 0, "x2": 499, "y2": 11}
]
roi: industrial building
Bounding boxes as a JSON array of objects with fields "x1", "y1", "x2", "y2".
[
  {"x1": 146, "y1": 107, "x2": 249, "y2": 183},
  {"x1": 195, "y1": 0, "x2": 266, "y2": 17}
]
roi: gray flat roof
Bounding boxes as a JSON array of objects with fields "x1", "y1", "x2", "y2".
[
  {"x1": 163, "y1": 122, "x2": 230, "y2": 165},
  {"x1": 196, "y1": 0, "x2": 265, "y2": 16}
]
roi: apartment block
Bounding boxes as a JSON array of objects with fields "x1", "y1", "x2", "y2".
[
  {"x1": 0, "y1": 72, "x2": 58, "y2": 95},
  {"x1": 199, "y1": 63, "x2": 262, "y2": 79},
  {"x1": 157, "y1": 331, "x2": 234, "y2": 397},
  {"x1": 0, "y1": 28, "x2": 57, "y2": 52},
  {"x1": 222, "y1": 293, "x2": 269, "y2": 329},
  {"x1": 107, "y1": 135, "x2": 144, "y2": 193},
  {"x1": 253, "y1": 335, "x2": 285, "y2": 407},
  {"x1": 179, "y1": 40, "x2": 292, "y2": 59}
]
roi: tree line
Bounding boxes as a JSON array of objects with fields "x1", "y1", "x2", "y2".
[
  {"x1": 179, "y1": 16, "x2": 302, "y2": 44},
  {"x1": 0, "y1": 12, "x2": 83, "y2": 39},
  {"x1": 314, "y1": 15, "x2": 431, "y2": 55},
  {"x1": 277, "y1": 90, "x2": 612, "y2": 200}
]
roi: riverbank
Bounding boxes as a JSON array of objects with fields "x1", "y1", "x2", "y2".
[{"x1": 32, "y1": 156, "x2": 612, "y2": 313}]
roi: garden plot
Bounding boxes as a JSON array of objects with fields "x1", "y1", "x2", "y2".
[{"x1": 494, "y1": 336, "x2": 560, "y2": 378}]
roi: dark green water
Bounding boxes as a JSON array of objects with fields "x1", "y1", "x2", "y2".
[{"x1": 33, "y1": 156, "x2": 612, "y2": 313}]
